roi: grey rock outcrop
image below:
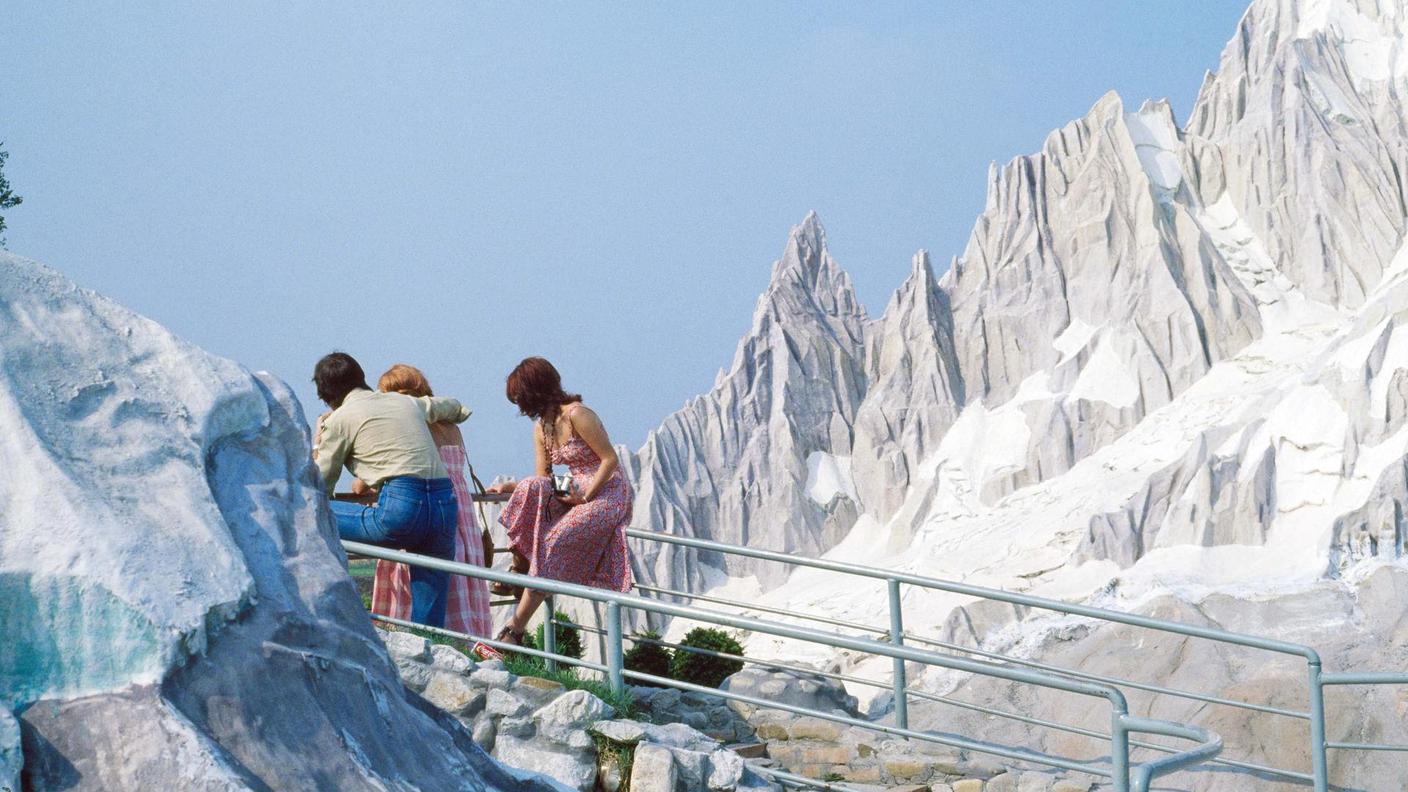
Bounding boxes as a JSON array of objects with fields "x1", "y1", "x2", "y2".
[
  {"x1": 632, "y1": 685, "x2": 756, "y2": 743},
  {"x1": 720, "y1": 666, "x2": 860, "y2": 721},
  {"x1": 2, "y1": 252, "x2": 559, "y2": 791},
  {"x1": 374, "y1": 626, "x2": 783, "y2": 791}
]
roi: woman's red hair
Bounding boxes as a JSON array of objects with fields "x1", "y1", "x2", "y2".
[
  {"x1": 505, "y1": 357, "x2": 580, "y2": 420},
  {"x1": 378, "y1": 363, "x2": 433, "y2": 398}
]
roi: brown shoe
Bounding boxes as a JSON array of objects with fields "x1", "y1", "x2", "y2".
[{"x1": 490, "y1": 551, "x2": 529, "y2": 598}]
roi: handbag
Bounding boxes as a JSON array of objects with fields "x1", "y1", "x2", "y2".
[{"x1": 466, "y1": 460, "x2": 495, "y2": 567}]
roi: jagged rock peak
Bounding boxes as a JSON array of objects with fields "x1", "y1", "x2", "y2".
[
  {"x1": 1277, "y1": 0, "x2": 1407, "y2": 66},
  {"x1": 1188, "y1": 0, "x2": 1408, "y2": 308},
  {"x1": 762, "y1": 212, "x2": 867, "y2": 325},
  {"x1": 876, "y1": 250, "x2": 956, "y2": 356},
  {"x1": 850, "y1": 248, "x2": 964, "y2": 523},
  {"x1": 623, "y1": 214, "x2": 870, "y2": 595},
  {"x1": 906, "y1": 248, "x2": 937, "y2": 285},
  {"x1": 869, "y1": 249, "x2": 939, "y2": 327}
]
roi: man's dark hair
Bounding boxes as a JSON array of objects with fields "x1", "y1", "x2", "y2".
[{"x1": 313, "y1": 352, "x2": 370, "y2": 407}]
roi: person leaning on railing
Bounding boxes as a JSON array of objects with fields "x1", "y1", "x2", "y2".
[
  {"x1": 363, "y1": 363, "x2": 493, "y2": 640},
  {"x1": 311, "y1": 352, "x2": 470, "y2": 628},
  {"x1": 486, "y1": 356, "x2": 633, "y2": 647}
]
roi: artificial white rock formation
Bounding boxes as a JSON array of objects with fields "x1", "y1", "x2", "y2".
[
  {"x1": 628, "y1": 212, "x2": 868, "y2": 592},
  {"x1": 623, "y1": 1, "x2": 1408, "y2": 788},
  {"x1": 850, "y1": 250, "x2": 964, "y2": 529},
  {"x1": 0, "y1": 252, "x2": 561, "y2": 791},
  {"x1": 628, "y1": 0, "x2": 1408, "y2": 601}
]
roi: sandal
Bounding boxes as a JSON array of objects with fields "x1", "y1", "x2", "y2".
[
  {"x1": 489, "y1": 581, "x2": 522, "y2": 598},
  {"x1": 495, "y1": 625, "x2": 527, "y2": 647},
  {"x1": 490, "y1": 552, "x2": 530, "y2": 598}
]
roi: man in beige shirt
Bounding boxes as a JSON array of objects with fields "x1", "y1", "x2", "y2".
[
  {"x1": 315, "y1": 388, "x2": 471, "y2": 495},
  {"x1": 313, "y1": 352, "x2": 470, "y2": 627}
]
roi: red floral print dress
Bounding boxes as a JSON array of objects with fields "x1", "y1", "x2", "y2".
[{"x1": 498, "y1": 405, "x2": 633, "y2": 592}]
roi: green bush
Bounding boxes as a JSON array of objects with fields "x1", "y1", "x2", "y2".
[
  {"x1": 623, "y1": 630, "x2": 673, "y2": 686},
  {"x1": 522, "y1": 610, "x2": 584, "y2": 660},
  {"x1": 669, "y1": 627, "x2": 744, "y2": 689}
]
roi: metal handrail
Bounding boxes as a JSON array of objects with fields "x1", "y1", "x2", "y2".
[
  {"x1": 624, "y1": 528, "x2": 1408, "y2": 790},
  {"x1": 343, "y1": 540, "x2": 1221, "y2": 792},
  {"x1": 412, "y1": 494, "x2": 1406, "y2": 787},
  {"x1": 635, "y1": 578, "x2": 1310, "y2": 721},
  {"x1": 626, "y1": 529, "x2": 1317, "y2": 658},
  {"x1": 556, "y1": 617, "x2": 1308, "y2": 783}
]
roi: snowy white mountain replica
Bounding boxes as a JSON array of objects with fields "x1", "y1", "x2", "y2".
[
  {"x1": 5, "y1": 0, "x2": 1408, "y2": 789},
  {"x1": 624, "y1": 0, "x2": 1408, "y2": 786}
]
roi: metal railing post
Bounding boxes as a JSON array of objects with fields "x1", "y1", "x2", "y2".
[
  {"x1": 544, "y1": 595, "x2": 558, "y2": 672},
  {"x1": 1308, "y1": 659, "x2": 1328, "y2": 792},
  {"x1": 1110, "y1": 712, "x2": 1130, "y2": 792},
  {"x1": 606, "y1": 601, "x2": 625, "y2": 698},
  {"x1": 887, "y1": 577, "x2": 908, "y2": 730}
]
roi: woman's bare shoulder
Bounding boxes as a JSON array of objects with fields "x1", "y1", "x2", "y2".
[{"x1": 569, "y1": 403, "x2": 608, "y2": 433}]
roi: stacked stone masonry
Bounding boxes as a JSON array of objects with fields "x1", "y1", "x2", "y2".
[{"x1": 381, "y1": 629, "x2": 1116, "y2": 791}]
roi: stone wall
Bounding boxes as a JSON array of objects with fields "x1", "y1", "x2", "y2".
[
  {"x1": 382, "y1": 628, "x2": 1121, "y2": 792},
  {"x1": 379, "y1": 627, "x2": 779, "y2": 792}
]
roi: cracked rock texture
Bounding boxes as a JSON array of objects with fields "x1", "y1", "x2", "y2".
[
  {"x1": 621, "y1": 2, "x2": 1408, "y2": 789},
  {"x1": 1, "y1": 253, "x2": 561, "y2": 791}
]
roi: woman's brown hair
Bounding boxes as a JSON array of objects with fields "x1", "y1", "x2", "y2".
[
  {"x1": 378, "y1": 363, "x2": 433, "y2": 398},
  {"x1": 505, "y1": 358, "x2": 581, "y2": 442}
]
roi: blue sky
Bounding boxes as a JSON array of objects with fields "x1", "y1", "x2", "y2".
[{"x1": 2, "y1": 2, "x2": 1250, "y2": 479}]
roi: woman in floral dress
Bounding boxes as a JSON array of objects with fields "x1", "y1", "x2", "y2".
[
  {"x1": 365, "y1": 364, "x2": 493, "y2": 639},
  {"x1": 487, "y1": 357, "x2": 632, "y2": 646}
]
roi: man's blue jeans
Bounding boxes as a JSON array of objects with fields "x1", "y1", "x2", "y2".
[{"x1": 331, "y1": 476, "x2": 457, "y2": 627}]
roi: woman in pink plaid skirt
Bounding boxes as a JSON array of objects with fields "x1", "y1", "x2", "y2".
[
  {"x1": 488, "y1": 357, "x2": 632, "y2": 647},
  {"x1": 365, "y1": 364, "x2": 493, "y2": 639}
]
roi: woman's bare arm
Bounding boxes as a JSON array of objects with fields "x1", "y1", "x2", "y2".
[{"x1": 429, "y1": 421, "x2": 464, "y2": 450}]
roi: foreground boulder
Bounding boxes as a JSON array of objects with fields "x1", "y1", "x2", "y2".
[{"x1": 0, "y1": 253, "x2": 561, "y2": 791}]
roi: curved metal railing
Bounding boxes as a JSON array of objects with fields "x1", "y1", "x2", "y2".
[
  {"x1": 619, "y1": 528, "x2": 1408, "y2": 791},
  {"x1": 353, "y1": 490, "x2": 1407, "y2": 789},
  {"x1": 343, "y1": 540, "x2": 1221, "y2": 792}
]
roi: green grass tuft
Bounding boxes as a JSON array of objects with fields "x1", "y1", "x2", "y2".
[{"x1": 501, "y1": 652, "x2": 639, "y2": 720}]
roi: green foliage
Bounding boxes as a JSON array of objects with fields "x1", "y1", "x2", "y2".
[
  {"x1": 521, "y1": 609, "x2": 585, "y2": 660},
  {"x1": 668, "y1": 627, "x2": 745, "y2": 689},
  {"x1": 501, "y1": 652, "x2": 638, "y2": 720},
  {"x1": 592, "y1": 734, "x2": 635, "y2": 792},
  {"x1": 623, "y1": 629, "x2": 673, "y2": 687},
  {"x1": 0, "y1": 144, "x2": 21, "y2": 247}
]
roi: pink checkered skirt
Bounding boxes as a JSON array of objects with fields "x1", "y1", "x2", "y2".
[{"x1": 370, "y1": 444, "x2": 493, "y2": 637}]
